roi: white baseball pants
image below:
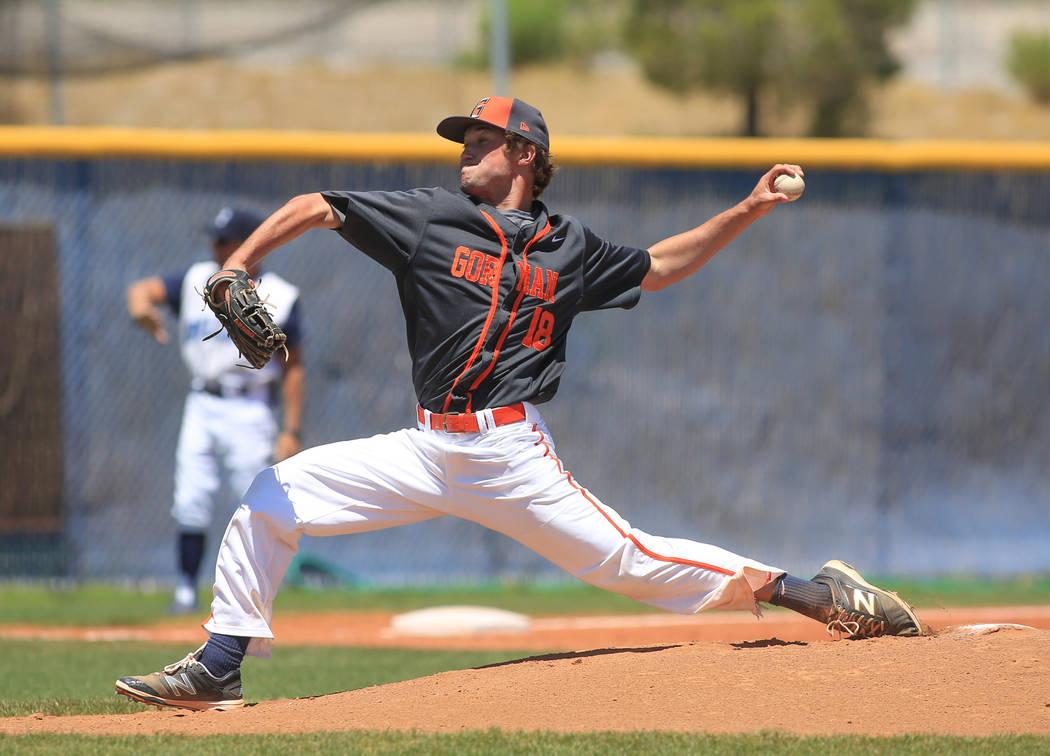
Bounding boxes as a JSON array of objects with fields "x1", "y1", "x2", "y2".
[
  {"x1": 173, "y1": 391, "x2": 277, "y2": 531},
  {"x1": 204, "y1": 402, "x2": 783, "y2": 657}
]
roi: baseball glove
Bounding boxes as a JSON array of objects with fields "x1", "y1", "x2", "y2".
[{"x1": 202, "y1": 269, "x2": 287, "y2": 369}]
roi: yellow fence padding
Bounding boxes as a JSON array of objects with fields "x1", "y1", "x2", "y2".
[{"x1": 1, "y1": 127, "x2": 1049, "y2": 171}]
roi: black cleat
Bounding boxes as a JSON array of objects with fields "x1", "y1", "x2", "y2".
[
  {"x1": 811, "y1": 560, "x2": 925, "y2": 638},
  {"x1": 115, "y1": 645, "x2": 243, "y2": 711}
]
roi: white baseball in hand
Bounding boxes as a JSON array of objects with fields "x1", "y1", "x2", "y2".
[{"x1": 774, "y1": 173, "x2": 805, "y2": 201}]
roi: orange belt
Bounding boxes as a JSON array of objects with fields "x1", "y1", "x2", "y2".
[{"x1": 417, "y1": 403, "x2": 527, "y2": 433}]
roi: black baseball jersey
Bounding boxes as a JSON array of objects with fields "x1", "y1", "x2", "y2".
[{"x1": 322, "y1": 187, "x2": 650, "y2": 414}]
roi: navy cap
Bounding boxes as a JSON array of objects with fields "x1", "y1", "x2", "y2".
[
  {"x1": 207, "y1": 206, "x2": 263, "y2": 242},
  {"x1": 437, "y1": 96, "x2": 549, "y2": 151}
]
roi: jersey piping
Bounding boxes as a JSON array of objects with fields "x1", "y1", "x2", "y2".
[
  {"x1": 467, "y1": 217, "x2": 553, "y2": 406},
  {"x1": 441, "y1": 209, "x2": 510, "y2": 413}
]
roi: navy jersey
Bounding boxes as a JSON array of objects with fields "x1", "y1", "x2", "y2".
[{"x1": 322, "y1": 187, "x2": 650, "y2": 414}]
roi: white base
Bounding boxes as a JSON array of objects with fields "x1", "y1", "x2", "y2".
[
  {"x1": 389, "y1": 605, "x2": 531, "y2": 637},
  {"x1": 943, "y1": 623, "x2": 1036, "y2": 637}
]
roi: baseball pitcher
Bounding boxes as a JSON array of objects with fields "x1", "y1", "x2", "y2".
[{"x1": 117, "y1": 97, "x2": 922, "y2": 711}]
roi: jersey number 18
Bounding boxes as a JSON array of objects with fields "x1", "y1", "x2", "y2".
[{"x1": 522, "y1": 308, "x2": 555, "y2": 351}]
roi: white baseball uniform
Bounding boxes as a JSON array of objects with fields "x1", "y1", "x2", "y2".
[{"x1": 171, "y1": 261, "x2": 300, "y2": 531}]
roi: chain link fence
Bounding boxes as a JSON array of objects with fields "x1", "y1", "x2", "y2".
[{"x1": 1, "y1": 151, "x2": 1048, "y2": 586}]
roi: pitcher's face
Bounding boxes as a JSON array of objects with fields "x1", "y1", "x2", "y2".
[{"x1": 458, "y1": 125, "x2": 516, "y2": 200}]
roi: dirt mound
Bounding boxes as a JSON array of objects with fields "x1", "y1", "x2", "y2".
[{"x1": 2, "y1": 616, "x2": 1049, "y2": 737}]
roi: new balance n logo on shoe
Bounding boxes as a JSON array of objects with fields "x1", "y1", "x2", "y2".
[
  {"x1": 165, "y1": 673, "x2": 197, "y2": 696},
  {"x1": 852, "y1": 588, "x2": 877, "y2": 615}
]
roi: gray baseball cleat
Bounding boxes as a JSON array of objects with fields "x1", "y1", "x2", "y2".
[
  {"x1": 115, "y1": 645, "x2": 243, "y2": 711},
  {"x1": 811, "y1": 560, "x2": 925, "y2": 638},
  {"x1": 166, "y1": 596, "x2": 200, "y2": 616}
]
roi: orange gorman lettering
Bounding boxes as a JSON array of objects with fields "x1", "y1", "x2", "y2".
[
  {"x1": 528, "y1": 267, "x2": 545, "y2": 298},
  {"x1": 450, "y1": 246, "x2": 470, "y2": 277},
  {"x1": 465, "y1": 250, "x2": 485, "y2": 282},
  {"x1": 480, "y1": 257, "x2": 500, "y2": 287},
  {"x1": 516, "y1": 261, "x2": 558, "y2": 303},
  {"x1": 544, "y1": 269, "x2": 559, "y2": 302},
  {"x1": 515, "y1": 262, "x2": 531, "y2": 292},
  {"x1": 451, "y1": 246, "x2": 502, "y2": 288},
  {"x1": 453, "y1": 248, "x2": 559, "y2": 299}
]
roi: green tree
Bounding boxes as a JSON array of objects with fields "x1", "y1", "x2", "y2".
[
  {"x1": 1006, "y1": 30, "x2": 1050, "y2": 104},
  {"x1": 625, "y1": 0, "x2": 780, "y2": 137},
  {"x1": 463, "y1": 0, "x2": 618, "y2": 70},
  {"x1": 624, "y1": 0, "x2": 916, "y2": 137},
  {"x1": 792, "y1": 0, "x2": 915, "y2": 136}
]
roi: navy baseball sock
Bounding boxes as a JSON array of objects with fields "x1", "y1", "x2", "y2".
[
  {"x1": 199, "y1": 634, "x2": 250, "y2": 678},
  {"x1": 767, "y1": 574, "x2": 833, "y2": 621},
  {"x1": 178, "y1": 531, "x2": 206, "y2": 582}
]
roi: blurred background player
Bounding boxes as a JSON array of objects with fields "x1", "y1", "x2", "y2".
[{"x1": 126, "y1": 206, "x2": 305, "y2": 613}]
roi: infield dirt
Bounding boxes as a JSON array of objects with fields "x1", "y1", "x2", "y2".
[{"x1": 2, "y1": 605, "x2": 1049, "y2": 736}]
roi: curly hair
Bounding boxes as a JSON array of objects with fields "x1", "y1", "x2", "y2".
[{"x1": 505, "y1": 132, "x2": 557, "y2": 198}]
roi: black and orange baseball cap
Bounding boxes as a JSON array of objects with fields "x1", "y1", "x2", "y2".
[{"x1": 437, "y1": 96, "x2": 549, "y2": 151}]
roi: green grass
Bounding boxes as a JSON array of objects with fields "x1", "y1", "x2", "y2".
[
  {"x1": 0, "y1": 641, "x2": 533, "y2": 718},
  {"x1": 2, "y1": 732, "x2": 1049, "y2": 755},
  {"x1": 1, "y1": 579, "x2": 1047, "y2": 752},
  {"x1": 0, "y1": 581, "x2": 652, "y2": 626},
  {"x1": 2, "y1": 573, "x2": 1047, "y2": 627},
  {"x1": 873, "y1": 573, "x2": 1050, "y2": 607}
]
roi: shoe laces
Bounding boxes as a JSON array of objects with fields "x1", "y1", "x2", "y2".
[
  {"x1": 162, "y1": 653, "x2": 197, "y2": 675},
  {"x1": 162, "y1": 645, "x2": 206, "y2": 675},
  {"x1": 825, "y1": 611, "x2": 886, "y2": 639}
]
